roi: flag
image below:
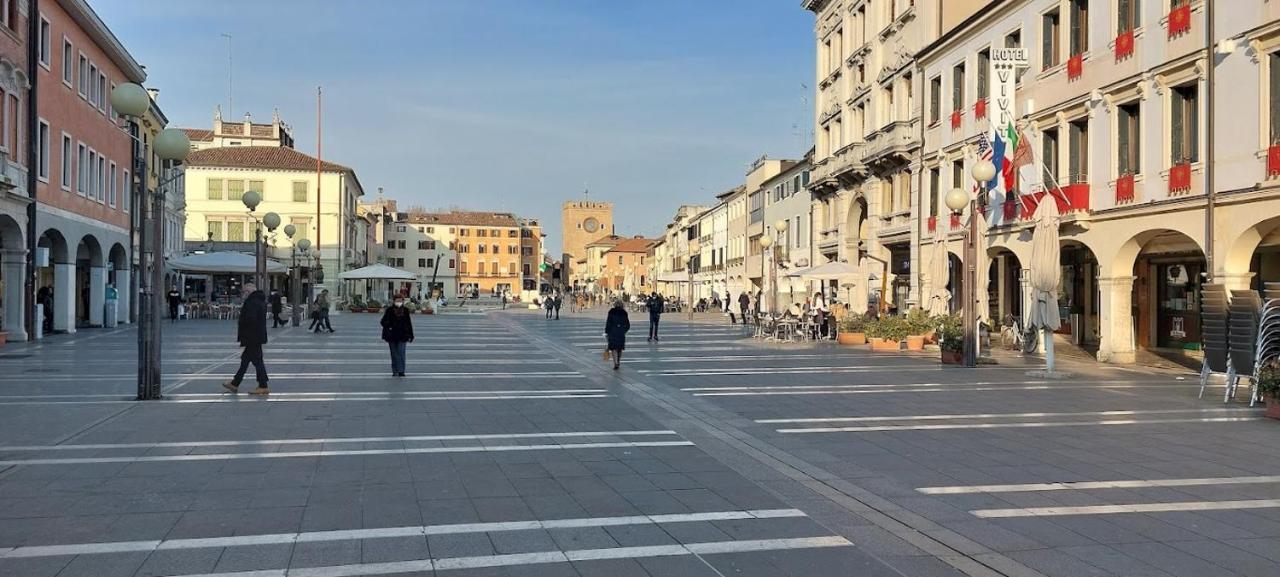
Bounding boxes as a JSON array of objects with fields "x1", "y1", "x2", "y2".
[
  {"x1": 988, "y1": 131, "x2": 1006, "y2": 191},
  {"x1": 977, "y1": 132, "x2": 993, "y2": 162},
  {"x1": 1001, "y1": 123, "x2": 1020, "y2": 193}
]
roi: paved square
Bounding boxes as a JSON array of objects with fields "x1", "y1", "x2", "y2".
[{"x1": 0, "y1": 307, "x2": 1276, "y2": 576}]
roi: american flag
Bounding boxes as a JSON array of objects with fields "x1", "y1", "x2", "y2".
[{"x1": 976, "y1": 132, "x2": 993, "y2": 162}]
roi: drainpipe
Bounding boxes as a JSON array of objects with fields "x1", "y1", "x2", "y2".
[{"x1": 1204, "y1": 0, "x2": 1216, "y2": 281}]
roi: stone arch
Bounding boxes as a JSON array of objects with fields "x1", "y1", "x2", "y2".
[
  {"x1": 0, "y1": 212, "x2": 23, "y2": 249},
  {"x1": 843, "y1": 194, "x2": 868, "y2": 257},
  {"x1": 108, "y1": 243, "x2": 128, "y2": 270},
  {"x1": 1103, "y1": 228, "x2": 1207, "y2": 279},
  {"x1": 38, "y1": 228, "x2": 68, "y2": 264},
  {"x1": 76, "y1": 234, "x2": 104, "y2": 268},
  {"x1": 1222, "y1": 214, "x2": 1280, "y2": 284}
]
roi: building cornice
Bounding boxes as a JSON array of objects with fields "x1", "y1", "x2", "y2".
[{"x1": 58, "y1": 0, "x2": 146, "y2": 82}]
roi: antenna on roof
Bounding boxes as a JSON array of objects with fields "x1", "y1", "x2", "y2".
[{"x1": 221, "y1": 33, "x2": 233, "y2": 117}]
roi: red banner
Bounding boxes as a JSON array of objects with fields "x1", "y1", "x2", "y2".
[
  {"x1": 1002, "y1": 199, "x2": 1018, "y2": 221},
  {"x1": 974, "y1": 98, "x2": 987, "y2": 120},
  {"x1": 927, "y1": 215, "x2": 937, "y2": 233},
  {"x1": 950, "y1": 110, "x2": 962, "y2": 130},
  {"x1": 1169, "y1": 162, "x2": 1192, "y2": 194},
  {"x1": 949, "y1": 213, "x2": 961, "y2": 230},
  {"x1": 1116, "y1": 174, "x2": 1135, "y2": 203},
  {"x1": 1067, "y1": 53, "x2": 1083, "y2": 80},
  {"x1": 1115, "y1": 29, "x2": 1134, "y2": 60},
  {"x1": 1168, "y1": 4, "x2": 1191, "y2": 39},
  {"x1": 1268, "y1": 145, "x2": 1280, "y2": 179}
]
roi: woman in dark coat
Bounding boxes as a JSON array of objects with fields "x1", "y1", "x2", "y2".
[
  {"x1": 604, "y1": 299, "x2": 630, "y2": 370},
  {"x1": 380, "y1": 295, "x2": 415, "y2": 377}
]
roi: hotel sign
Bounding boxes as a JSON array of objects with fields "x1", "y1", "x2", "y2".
[{"x1": 988, "y1": 48, "x2": 1029, "y2": 132}]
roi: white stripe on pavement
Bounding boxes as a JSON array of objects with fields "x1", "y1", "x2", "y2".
[
  {"x1": 775, "y1": 416, "x2": 1261, "y2": 434},
  {"x1": 0, "y1": 393, "x2": 613, "y2": 406},
  {"x1": 689, "y1": 384, "x2": 1187, "y2": 397},
  {"x1": 0, "y1": 430, "x2": 678, "y2": 452},
  {"x1": 918, "y1": 475, "x2": 1280, "y2": 495},
  {"x1": 152, "y1": 536, "x2": 853, "y2": 576},
  {"x1": 972, "y1": 499, "x2": 1280, "y2": 518},
  {"x1": 0, "y1": 371, "x2": 584, "y2": 382},
  {"x1": 684, "y1": 380, "x2": 1148, "y2": 392},
  {"x1": 0, "y1": 508, "x2": 805, "y2": 559},
  {"x1": 757, "y1": 408, "x2": 1253, "y2": 424},
  {"x1": 0, "y1": 440, "x2": 695, "y2": 466}
]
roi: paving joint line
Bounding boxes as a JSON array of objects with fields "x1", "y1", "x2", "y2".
[{"x1": 498, "y1": 312, "x2": 1038, "y2": 577}]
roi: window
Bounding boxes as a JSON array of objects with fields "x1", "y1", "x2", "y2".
[
  {"x1": 952, "y1": 159, "x2": 964, "y2": 192},
  {"x1": 1006, "y1": 28, "x2": 1024, "y2": 84},
  {"x1": 206, "y1": 177, "x2": 224, "y2": 200},
  {"x1": 976, "y1": 49, "x2": 990, "y2": 101},
  {"x1": 248, "y1": 180, "x2": 264, "y2": 198},
  {"x1": 929, "y1": 166, "x2": 940, "y2": 217},
  {"x1": 417, "y1": 240, "x2": 428, "y2": 250},
  {"x1": 60, "y1": 134, "x2": 71, "y2": 189},
  {"x1": 1043, "y1": 127, "x2": 1061, "y2": 181},
  {"x1": 122, "y1": 169, "x2": 129, "y2": 213},
  {"x1": 38, "y1": 17, "x2": 51, "y2": 68},
  {"x1": 477, "y1": 229, "x2": 486, "y2": 237},
  {"x1": 227, "y1": 179, "x2": 244, "y2": 201},
  {"x1": 1118, "y1": 102, "x2": 1140, "y2": 174},
  {"x1": 62, "y1": 38, "x2": 73, "y2": 85},
  {"x1": 385, "y1": 240, "x2": 395, "y2": 249},
  {"x1": 227, "y1": 221, "x2": 245, "y2": 242},
  {"x1": 449, "y1": 259, "x2": 456, "y2": 269},
  {"x1": 1042, "y1": 9, "x2": 1061, "y2": 69},
  {"x1": 618, "y1": 255, "x2": 624, "y2": 265},
  {"x1": 108, "y1": 163, "x2": 116, "y2": 207},
  {"x1": 523, "y1": 264, "x2": 532, "y2": 276},
  {"x1": 952, "y1": 63, "x2": 965, "y2": 109},
  {"x1": 418, "y1": 258, "x2": 427, "y2": 268},
  {"x1": 290, "y1": 218, "x2": 308, "y2": 240},
  {"x1": 1068, "y1": 118, "x2": 1088, "y2": 183},
  {"x1": 1069, "y1": 0, "x2": 1088, "y2": 56},
  {"x1": 459, "y1": 261, "x2": 468, "y2": 274},
  {"x1": 427, "y1": 258, "x2": 435, "y2": 268},
  {"x1": 97, "y1": 73, "x2": 107, "y2": 111},
  {"x1": 88, "y1": 63, "x2": 98, "y2": 105},
  {"x1": 478, "y1": 244, "x2": 486, "y2": 254},
  {"x1": 36, "y1": 120, "x2": 49, "y2": 181},
  {"x1": 1117, "y1": 0, "x2": 1139, "y2": 32},
  {"x1": 397, "y1": 240, "x2": 406, "y2": 249},
  {"x1": 928, "y1": 76, "x2": 941, "y2": 124},
  {"x1": 491, "y1": 244, "x2": 499, "y2": 254},
  {"x1": 292, "y1": 181, "x2": 307, "y2": 202},
  {"x1": 509, "y1": 263, "x2": 517, "y2": 275},
  {"x1": 207, "y1": 221, "x2": 223, "y2": 241},
  {"x1": 1171, "y1": 84, "x2": 1199, "y2": 163},
  {"x1": 508, "y1": 230, "x2": 518, "y2": 238},
  {"x1": 96, "y1": 155, "x2": 105, "y2": 202},
  {"x1": 77, "y1": 53, "x2": 87, "y2": 96},
  {"x1": 427, "y1": 226, "x2": 434, "y2": 233}
]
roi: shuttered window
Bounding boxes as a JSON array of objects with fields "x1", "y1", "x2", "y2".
[
  {"x1": 976, "y1": 49, "x2": 990, "y2": 100},
  {"x1": 929, "y1": 167, "x2": 940, "y2": 217},
  {"x1": 1068, "y1": 119, "x2": 1088, "y2": 183},
  {"x1": 1270, "y1": 53, "x2": 1280, "y2": 144},
  {"x1": 1171, "y1": 84, "x2": 1199, "y2": 163},
  {"x1": 227, "y1": 221, "x2": 245, "y2": 242},
  {"x1": 1042, "y1": 10, "x2": 1060, "y2": 69},
  {"x1": 293, "y1": 181, "x2": 308, "y2": 202},
  {"x1": 1043, "y1": 128, "x2": 1060, "y2": 181},
  {"x1": 929, "y1": 76, "x2": 941, "y2": 123},
  {"x1": 1069, "y1": 0, "x2": 1088, "y2": 56},
  {"x1": 207, "y1": 221, "x2": 223, "y2": 241},
  {"x1": 1118, "y1": 102, "x2": 1140, "y2": 174},
  {"x1": 952, "y1": 63, "x2": 965, "y2": 109},
  {"x1": 227, "y1": 179, "x2": 244, "y2": 201},
  {"x1": 1117, "y1": 0, "x2": 1139, "y2": 32},
  {"x1": 207, "y1": 178, "x2": 223, "y2": 200}
]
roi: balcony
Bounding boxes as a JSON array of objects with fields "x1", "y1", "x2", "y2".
[
  {"x1": 810, "y1": 142, "x2": 868, "y2": 193},
  {"x1": 863, "y1": 119, "x2": 921, "y2": 168},
  {"x1": 817, "y1": 227, "x2": 840, "y2": 252},
  {"x1": 845, "y1": 42, "x2": 872, "y2": 68}
]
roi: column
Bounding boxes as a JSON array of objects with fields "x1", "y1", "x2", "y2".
[
  {"x1": 53, "y1": 262, "x2": 75, "y2": 333},
  {"x1": 1, "y1": 250, "x2": 27, "y2": 341},
  {"x1": 88, "y1": 266, "x2": 106, "y2": 327},
  {"x1": 1097, "y1": 276, "x2": 1137, "y2": 364},
  {"x1": 996, "y1": 255, "x2": 1009, "y2": 322},
  {"x1": 114, "y1": 268, "x2": 131, "y2": 324}
]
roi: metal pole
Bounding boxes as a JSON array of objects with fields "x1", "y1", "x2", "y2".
[
  {"x1": 964, "y1": 197, "x2": 978, "y2": 368},
  {"x1": 291, "y1": 249, "x2": 301, "y2": 326},
  {"x1": 255, "y1": 224, "x2": 263, "y2": 289},
  {"x1": 135, "y1": 122, "x2": 158, "y2": 400},
  {"x1": 149, "y1": 170, "x2": 165, "y2": 397},
  {"x1": 1204, "y1": 1, "x2": 1216, "y2": 282}
]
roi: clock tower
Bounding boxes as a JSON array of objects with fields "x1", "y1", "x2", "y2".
[{"x1": 561, "y1": 200, "x2": 614, "y2": 288}]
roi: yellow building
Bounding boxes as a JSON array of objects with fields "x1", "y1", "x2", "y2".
[
  {"x1": 407, "y1": 211, "x2": 524, "y2": 297},
  {"x1": 601, "y1": 237, "x2": 655, "y2": 294}
]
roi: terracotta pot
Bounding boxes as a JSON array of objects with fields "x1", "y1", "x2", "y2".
[
  {"x1": 837, "y1": 332, "x2": 866, "y2": 345},
  {"x1": 905, "y1": 335, "x2": 925, "y2": 351},
  {"x1": 1267, "y1": 395, "x2": 1280, "y2": 420},
  {"x1": 367, "y1": 307, "x2": 382, "y2": 313},
  {"x1": 869, "y1": 338, "x2": 900, "y2": 352},
  {"x1": 0, "y1": 331, "x2": 7, "y2": 347},
  {"x1": 941, "y1": 350, "x2": 963, "y2": 364},
  {"x1": 921, "y1": 332, "x2": 937, "y2": 345}
]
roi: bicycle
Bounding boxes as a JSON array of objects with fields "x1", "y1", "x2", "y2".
[{"x1": 1000, "y1": 314, "x2": 1039, "y2": 354}]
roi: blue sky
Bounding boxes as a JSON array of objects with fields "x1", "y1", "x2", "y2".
[{"x1": 96, "y1": 0, "x2": 815, "y2": 254}]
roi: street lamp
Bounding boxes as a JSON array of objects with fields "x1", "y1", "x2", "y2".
[
  {"x1": 111, "y1": 82, "x2": 190, "y2": 400},
  {"x1": 242, "y1": 190, "x2": 279, "y2": 289},
  {"x1": 944, "y1": 159, "x2": 996, "y2": 368},
  {"x1": 284, "y1": 224, "x2": 311, "y2": 326},
  {"x1": 687, "y1": 239, "x2": 701, "y2": 320},
  {"x1": 759, "y1": 235, "x2": 775, "y2": 315}
]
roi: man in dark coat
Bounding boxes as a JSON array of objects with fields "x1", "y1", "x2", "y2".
[
  {"x1": 223, "y1": 284, "x2": 270, "y2": 395},
  {"x1": 269, "y1": 289, "x2": 284, "y2": 328},
  {"x1": 552, "y1": 291, "x2": 562, "y2": 320},
  {"x1": 646, "y1": 292, "x2": 664, "y2": 342},
  {"x1": 167, "y1": 286, "x2": 182, "y2": 321},
  {"x1": 737, "y1": 292, "x2": 750, "y2": 325},
  {"x1": 605, "y1": 300, "x2": 630, "y2": 370}
]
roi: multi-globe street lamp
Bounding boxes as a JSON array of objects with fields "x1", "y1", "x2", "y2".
[
  {"x1": 772, "y1": 219, "x2": 789, "y2": 310},
  {"x1": 284, "y1": 224, "x2": 312, "y2": 327},
  {"x1": 686, "y1": 238, "x2": 700, "y2": 320},
  {"x1": 758, "y1": 235, "x2": 773, "y2": 315},
  {"x1": 944, "y1": 159, "x2": 997, "y2": 368},
  {"x1": 111, "y1": 83, "x2": 191, "y2": 400},
  {"x1": 240, "y1": 190, "x2": 280, "y2": 290}
]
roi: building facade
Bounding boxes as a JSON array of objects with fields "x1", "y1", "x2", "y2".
[
  {"x1": 33, "y1": 0, "x2": 145, "y2": 333},
  {"x1": 761, "y1": 156, "x2": 814, "y2": 308},
  {"x1": 600, "y1": 236, "x2": 654, "y2": 295},
  {"x1": 561, "y1": 200, "x2": 612, "y2": 287},
  {"x1": 518, "y1": 218, "x2": 544, "y2": 294},
  {"x1": 382, "y1": 212, "x2": 458, "y2": 300},
  {"x1": 409, "y1": 211, "x2": 524, "y2": 296},
  {"x1": 0, "y1": 0, "x2": 30, "y2": 340}
]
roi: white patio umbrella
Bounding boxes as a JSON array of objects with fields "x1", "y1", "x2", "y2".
[
  {"x1": 1026, "y1": 197, "x2": 1062, "y2": 373},
  {"x1": 337, "y1": 263, "x2": 415, "y2": 280},
  {"x1": 928, "y1": 226, "x2": 950, "y2": 316},
  {"x1": 169, "y1": 252, "x2": 286, "y2": 274}
]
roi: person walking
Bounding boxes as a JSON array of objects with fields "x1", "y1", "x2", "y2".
[
  {"x1": 269, "y1": 289, "x2": 285, "y2": 328},
  {"x1": 646, "y1": 292, "x2": 663, "y2": 342},
  {"x1": 380, "y1": 294, "x2": 414, "y2": 377},
  {"x1": 167, "y1": 286, "x2": 182, "y2": 321},
  {"x1": 314, "y1": 290, "x2": 334, "y2": 333},
  {"x1": 501, "y1": 291, "x2": 508, "y2": 310},
  {"x1": 222, "y1": 283, "x2": 270, "y2": 395},
  {"x1": 605, "y1": 299, "x2": 630, "y2": 370},
  {"x1": 552, "y1": 290, "x2": 562, "y2": 320},
  {"x1": 544, "y1": 294, "x2": 555, "y2": 319}
]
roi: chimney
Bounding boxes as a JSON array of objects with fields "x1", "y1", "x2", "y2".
[
  {"x1": 243, "y1": 112, "x2": 252, "y2": 136},
  {"x1": 146, "y1": 88, "x2": 159, "y2": 101}
]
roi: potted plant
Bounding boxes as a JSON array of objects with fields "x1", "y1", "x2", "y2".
[
  {"x1": 404, "y1": 301, "x2": 420, "y2": 314},
  {"x1": 836, "y1": 314, "x2": 868, "y2": 345},
  {"x1": 866, "y1": 316, "x2": 906, "y2": 352},
  {"x1": 365, "y1": 299, "x2": 383, "y2": 313},
  {"x1": 1257, "y1": 361, "x2": 1280, "y2": 419},
  {"x1": 905, "y1": 309, "x2": 938, "y2": 346},
  {"x1": 349, "y1": 295, "x2": 365, "y2": 313},
  {"x1": 938, "y1": 314, "x2": 964, "y2": 364}
]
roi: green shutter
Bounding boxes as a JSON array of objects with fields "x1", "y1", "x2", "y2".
[
  {"x1": 1118, "y1": 107, "x2": 1131, "y2": 175},
  {"x1": 1171, "y1": 89, "x2": 1185, "y2": 163},
  {"x1": 1271, "y1": 53, "x2": 1280, "y2": 144},
  {"x1": 1043, "y1": 14, "x2": 1055, "y2": 68}
]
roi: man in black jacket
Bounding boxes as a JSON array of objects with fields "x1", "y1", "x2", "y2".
[
  {"x1": 646, "y1": 292, "x2": 664, "y2": 342},
  {"x1": 269, "y1": 289, "x2": 284, "y2": 328},
  {"x1": 223, "y1": 284, "x2": 270, "y2": 395}
]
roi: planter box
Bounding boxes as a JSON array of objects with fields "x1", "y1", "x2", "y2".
[
  {"x1": 941, "y1": 350, "x2": 963, "y2": 364},
  {"x1": 918, "y1": 333, "x2": 937, "y2": 345},
  {"x1": 869, "y1": 338, "x2": 901, "y2": 352},
  {"x1": 905, "y1": 336, "x2": 925, "y2": 351},
  {"x1": 837, "y1": 332, "x2": 866, "y2": 345},
  {"x1": 0, "y1": 331, "x2": 7, "y2": 347},
  {"x1": 1267, "y1": 395, "x2": 1280, "y2": 420},
  {"x1": 367, "y1": 307, "x2": 383, "y2": 313}
]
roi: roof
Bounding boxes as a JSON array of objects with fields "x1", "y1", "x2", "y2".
[
  {"x1": 586, "y1": 235, "x2": 623, "y2": 248},
  {"x1": 408, "y1": 211, "x2": 520, "y2": 227},
  {"x1": 61, "y1": 0, "x2": 145, "y2": 82},
  {"x1": 606, "y1": 238, "x2": 654, "y2": 254},
  {"x1": 182, "y1": 128, "x2": 213, "y2": 142},
  {"x1": 185, "y1": 146, "x2": 352, "y2": 173},
  {"x1": 715, "y1": 185, "x2": 746, "y2": 201}
]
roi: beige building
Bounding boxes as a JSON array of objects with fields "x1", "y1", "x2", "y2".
[
  {"x1": 601, "y1": 237, "x2": 655, "y2": 294},
  {"x1": 380, "y1": 210, "x2": 458, "y2": 300},
  {"x1": 407, "y1": 211, "x2": 525, "y2": 296},
  {"x1": 581, "y1": 234, "x2": 622, "y2": 293},
  {"x1": 561, "y1": 200, "x2": 612, "y2": 286}
]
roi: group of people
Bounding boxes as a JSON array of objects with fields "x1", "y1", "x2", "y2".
[{"x1": 542, "y1": 291, "x2": 563, "y2": 319}]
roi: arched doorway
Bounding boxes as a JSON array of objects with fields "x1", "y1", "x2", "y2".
[
  {"x1": 1222, "y1": 214, "x2": 1280, "y2": 292},
  {"x1": 1114, "y1": 230, "x2": 1206, "y2": 354},
  {"x1": 0, "y1": 213, "x2": 26, "y2": 340},
  {"x1": 37, "y1": 229, "x2": 70, "y2": 333},
  {"x1": 1059, "y1": 240, "x2": 1100, "y2": 348},
  {"x1": 108, "y1": 243, "x2": 130, "y2": 324},
  {"x1": 947, "y1": 252, "x2": 963, "y2": 314},
  {"x1": 987, "y1": 248, "x2": 1024, "y2": 324},
  {"x1": 75, "y1": 234, "x2": 104, "y2": 327}
]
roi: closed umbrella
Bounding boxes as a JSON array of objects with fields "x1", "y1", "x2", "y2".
[
  {"x1": 928, "y1": 226, "x2": 950, "y2": 316},
  {"x1": 1026, "y1": 197, "x2": 1062, "y2": 373}
]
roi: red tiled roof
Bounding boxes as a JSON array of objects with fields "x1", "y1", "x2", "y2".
[
  {"x1": 607, "y1": 238, "x2": 655, "y2": 253},
  {"x1": 408, "y1": 211, "x2": 519, "y2": 227},
  {"x1": 586, "y1": 235, "x2": 623, "y2": 248},
  {"x1": 181, "y1": 128, "x2": 213, "y2": 141},
  {"x1": 185, "y1": 146, "x2": 351, "y2": 172}
]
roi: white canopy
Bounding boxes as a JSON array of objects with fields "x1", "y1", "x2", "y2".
[
  {"x1": 338, "y1": 263, "x2": 415, "y2": 281},
  {"x1": 927, "y1": 226, "x2": 951, "y2": 316},
  {"x1": 1027, "y1": 196, "x2": 1062, "y2": 374},
  {"x1": 792, "y1": 261, "x2": 860, "y2": 280},
  {"x1": 169, "y1": 252, "x2": 286, "y2": 274},
  {"x1": 656, "y1": 271, "x2": 690, "y2": 283}
]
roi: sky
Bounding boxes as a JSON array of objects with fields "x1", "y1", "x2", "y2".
[{"x1": 95, "y1": 0, "x2": 816, "y2": 255}]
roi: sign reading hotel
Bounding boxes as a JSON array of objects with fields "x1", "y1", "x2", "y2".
[{"x1": 989, "y1": 47, "x2": 1028, "y2": 133}]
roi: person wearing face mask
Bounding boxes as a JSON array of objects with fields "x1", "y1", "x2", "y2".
[{"x1": 380, "y1": 294, "x2": 415, "y2": 377}]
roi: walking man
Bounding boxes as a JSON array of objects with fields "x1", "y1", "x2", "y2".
[
  {"x1": 553, "y1": 290, "x2": 562, "y2": 320},
  {"x1": 737, "y1": 291, "x2": 749, "y2": 325},
  {"x1": 646, "y1": 292, "x2": 663, "y2": 342},
  {"x1": 269, "y1": 289, "x2": 285, "y2": 328},
  {"x1": 167, "y1": 286, "x2": 182, "y2": 321},
  {"x1": 544, "y1": 294, "x2": 554, "y2": 319},
  {"x1": 315, "y1": 290, "x2": 334, "y2": 333},
  {"x1": 222, "y1": 283, "x2": 270, "y2": 395}
]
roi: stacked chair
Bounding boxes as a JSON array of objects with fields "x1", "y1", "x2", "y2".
[
  {"x1": 1199, "y1": 284, "x2": 1230, "y2": 400},
  {"x1": 1253, "y1": 282, "x2": 1280, "y2": 406},
  {"x1": 1227, "y1": 289, "x2": 1262, "y2": 403}
]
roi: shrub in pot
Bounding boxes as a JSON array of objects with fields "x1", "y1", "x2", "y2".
[
  {"x1": 837, "y1": 314, "x2": 868, "y2": 345},
  {"x1": 905, "y1": 309, "x2": 938, "y2": 344},
  {"x1": 866, "y1": 316, "x2": 907, "y2": 351},
  {"x1": 366, "y1": 299, "x2": 383, "y2": 313},
  {"x1": 937, "y1": 314, "x2": 964, "y2": 364},
  {"x1": 1257, "y1": 361, "x2": 1280, "y2": 419}
]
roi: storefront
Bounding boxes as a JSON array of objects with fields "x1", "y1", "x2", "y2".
[
  {"x1": 1134, "y1": 253, "x2": 1205, "y2": 351},
  {"x1": 1058, "y1": 244, "x2": 1099, "y2": 346}
]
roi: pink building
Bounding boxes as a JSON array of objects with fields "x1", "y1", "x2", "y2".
[{"x1": 0, "y1": 0, "x2": 30, "y2": 341}]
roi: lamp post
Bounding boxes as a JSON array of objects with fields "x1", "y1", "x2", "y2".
[
  {"x1": 944, "y1": 159, "x2": 996, "y2": 368},
  {"x1": 687, "y1": 238, "x2": 700, "y2": 320},
  {"x1": 111, "y1": 83, "x2": 191, "y2": 400},
  {"x1": 241, "y1": 189, "x2": 279, "y2": 290},
  {"x1": 284, "y1": 224, "x2": 311, "y2": 327},
  {"x1": 773, "y1": 219, "x2": 789, "y2": 309},
  {"x1": 759, "y1": 235, "x2": 774, "y2": 315}
]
